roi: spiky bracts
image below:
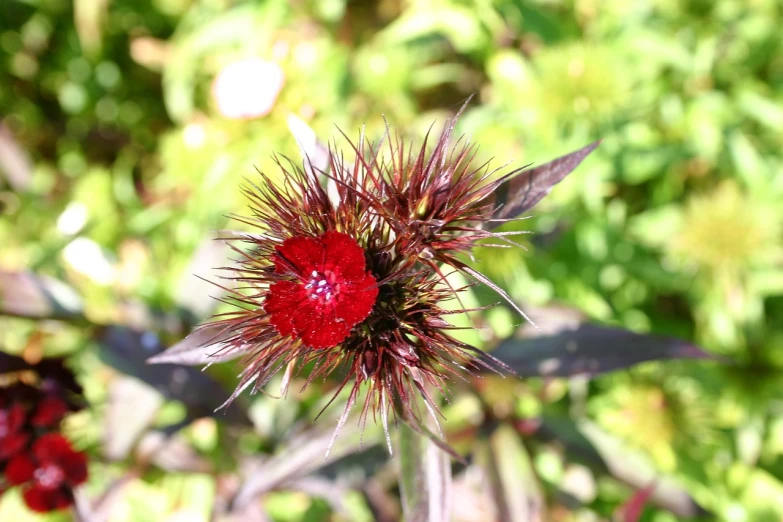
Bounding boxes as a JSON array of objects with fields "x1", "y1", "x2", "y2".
[{"x1": 157, "y1": 111, "x2": 540, "y2": 447}]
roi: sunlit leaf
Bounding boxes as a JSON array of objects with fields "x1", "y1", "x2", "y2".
[
  {"x1": 145, "y1": 323, "x2": 245, "y2": 366},
  {"x1": 0, "y1": 270, "x2": 84, "y2": 322},
  {"x1": 103, "y1": 376, "x2": 164, "y2": 461},
  {"x1": 488, "y1": 141, "x2": 599, "y2": 228},
  {"x1": 478, "y1": 424, "x2": 544, "y2": 522}
]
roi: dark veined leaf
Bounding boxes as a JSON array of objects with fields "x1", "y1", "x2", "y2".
[
  {"x1": 146, "y1": 323, "x2": 245, "y2": 366},
  {"x1": 488, "y1": 324, "x2": 716, "y2": 378},
  {"x1": 488, "y1": 141, "x2": 600, "y2": 229},
  {"x1": 96, "y1": 325, "x2": 249, "y2": 426},
  {"x1": 0, "y1": 270, "x2": 85, "y2": 322}
]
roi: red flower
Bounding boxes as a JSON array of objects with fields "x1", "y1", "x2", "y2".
[
  {"x1": 264, "y1": 232, "x2": 378, "y2": 349},
  {"x1": 4, "y1": 434, "x2": 87, "y2": 513},
  {"x1": 0, "y1": 403, "x2": 28, "y2": 462}
]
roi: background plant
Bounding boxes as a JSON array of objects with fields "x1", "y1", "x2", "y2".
[{"x1": 1, "y1": 0, "x2": 782, "y2": 521}]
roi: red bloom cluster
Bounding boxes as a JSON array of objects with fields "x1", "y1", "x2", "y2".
[
  {"x1": 0, "y1": 358, "x2": 86, "y2": 513},
  {"x1": 4, "y1": 433, "x2": 87, "y2": 512},
  {"x1": 152, "y1": 107, "x2": 591, "y2": 447}
]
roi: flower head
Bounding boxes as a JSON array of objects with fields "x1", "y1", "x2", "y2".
[
  {"x1": 4, "y1": 434, "x2": 87, "y2": 512},
  {"x1": 152, "y1": 108, "x2": 596, "y2": 447}
]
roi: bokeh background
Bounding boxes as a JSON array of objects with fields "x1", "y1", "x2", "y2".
[{"x1": 2, "y1": 0, "x2": 783, "y2": 520}]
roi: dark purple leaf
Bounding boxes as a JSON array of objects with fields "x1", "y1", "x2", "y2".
[
  {"x1": 488, "y1": 324, "x2": 716, "y2": 378},
  {"x1": 0, "y1": 270, "x2": 85, "y2": 322},
  {"x1": 488, "y1": 141, "x2": 600, "y2": 229},
  {"x1": 95, "y1": 325, "x2": 249, "y2": 426},
  {"x1": 0, "y1": 351, "x2": 31, "y2": 373},
  {"x1": 0, "y1": 352, "x2": 83, "y2": 397},
  {"x1": 146, "y1": 323, "x2": 244, "y2": 366}
]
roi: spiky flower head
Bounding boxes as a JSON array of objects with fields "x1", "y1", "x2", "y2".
[{"x1": 152, "y1": 107, "x2": 597, "y2": 445}]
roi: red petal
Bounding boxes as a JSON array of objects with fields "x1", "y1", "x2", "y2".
[
  {"x1": 7, "y1": 403, "x2": 27, "y2": 431},
  {"x1": 31, "y1": 396, "x2": 69, "y2": 427},
  {"x1": 22, "y1": 486, "x2": 73, "y2": 512},
  {"x1": 0, "y1": 433, "x2": 29, "y2": 461},
  {"x1": 265, "y1": 232, "x2": 378, "y2": 348},
  {"x1": 264, "y1": 281, "x2": 309, "y2": 337},
  {"x1": 298, "y1": 310, "x2": 351, "y2": 349},
  {"x1": 32, "y1": 434, "x2": 74, "y2": 462},
  {"x1": 320, "y1": 231, "x2": 369, "y2": 281},
  {"x1": 273, "y1": 236, "x2": 323, "y2": 275},
  {"x1": 334, "y1": 272, "x2": 379, "y2": 326},
  {"x1": 61, "y1": 451, "x2": 88, "y2": 486},
  {"x1": 5, "y1": 454, "x2": 35, "y2": 485}
]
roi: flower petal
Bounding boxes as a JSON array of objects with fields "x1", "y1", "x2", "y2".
[
  {"x1": 32, "y1": 434, "x2": 74, "y2": 462},
  {"x1": 273, "y1": 235, "x2": 323, "y2": 276},
  {"x1": 22, "y1": 485, "x2": 73, "y2": 512},
  {"x1": 265, "y1": 280, "x2": 309, "y2": 337},
  {"x1": 320, "y1": 231, "x2": 370, "y2": 281},
  {"x1": 31, "y1": 396, "x2": 69, "y2": 427},
  {"x1": 5, "y1": 454, "x2": 35, "y2": 485},
  {"x1": 334, "y1": 272, "x2": 379, "y2": 326}
]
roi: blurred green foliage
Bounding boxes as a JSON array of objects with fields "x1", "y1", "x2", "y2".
[{"x1": 2, "y1": 0, "x2": 783, "y2": 520}]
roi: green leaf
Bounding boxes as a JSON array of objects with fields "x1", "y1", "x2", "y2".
[{"x1": 478, "y1": 424, "x2": 545, "y2": 522}]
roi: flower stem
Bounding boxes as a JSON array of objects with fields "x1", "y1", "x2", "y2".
[{"x1": 398, "y1": 420, "x2": 452, "y2": 522}]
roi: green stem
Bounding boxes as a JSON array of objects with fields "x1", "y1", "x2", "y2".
[{"x1": 398, "y1": 420, "x2": 451, "y2": 522}]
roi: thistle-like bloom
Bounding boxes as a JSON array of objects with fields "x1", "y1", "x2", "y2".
[{"x1": 152, "y1": 107, "x2": 597, "y2": 444}]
